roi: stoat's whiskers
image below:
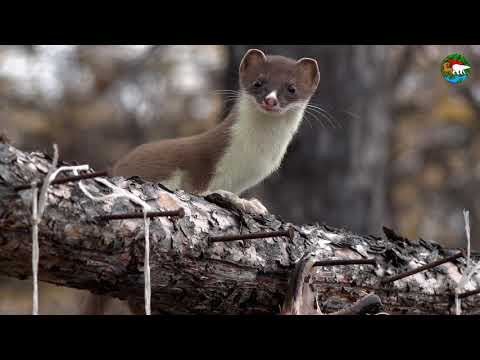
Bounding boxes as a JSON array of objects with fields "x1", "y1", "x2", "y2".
[
  {"x1": 289, "y1": 101, "x2": 340, "y2": 130},
  {"x1": 289, "y1": 102, "x2": 329, "y2": 129},
  {"x1": 212, "y1": 89, "x2": 243, "y2": 95},
  {"x1": 214, "y1": 89, "x2": 249, "y2": 96},
  {"x1": 288, "y1": 105, "x2": 317, "y2": 130},
  {"x1": 305, "y1": 103, "x2": 340, "y2": 129},
  {"x1": 213, "y1": 90, "x2": 247, "y2": 117},
  {"x1": 303, "y1": 109, "x2": 327, "y2": 129}
]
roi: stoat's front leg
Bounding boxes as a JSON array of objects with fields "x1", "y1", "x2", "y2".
[{"x1": 204, "y1": 189, "x2": 269, "y2": 216}]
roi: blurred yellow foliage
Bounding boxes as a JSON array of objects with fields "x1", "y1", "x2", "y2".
[{"x1": 432, "y1": 96, "x2": 476, "y2": 125}]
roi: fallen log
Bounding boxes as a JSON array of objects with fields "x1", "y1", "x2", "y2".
[{"x1": 0, "y1": 142, "x2": 479, "y2": 314}]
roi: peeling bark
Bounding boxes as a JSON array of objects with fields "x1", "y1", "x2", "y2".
[{"x1": 0, "y1": 143, "x2": 479, "y2": 314}]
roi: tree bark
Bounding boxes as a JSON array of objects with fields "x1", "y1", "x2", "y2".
[{"x1": 1, "y1": 142, "x2": 479, "y2": 315}]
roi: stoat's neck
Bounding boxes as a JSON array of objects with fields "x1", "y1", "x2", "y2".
[{"x1": 207, "y1": 93, "x2": 306, "y2": 195}]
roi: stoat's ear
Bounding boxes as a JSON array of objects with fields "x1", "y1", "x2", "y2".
[
  {"x1": 296, "y1": 57, "x2": 320, "y2": 89},
  {"x1": 239, "y1": 49, "x2": 267, "y2": 73}
]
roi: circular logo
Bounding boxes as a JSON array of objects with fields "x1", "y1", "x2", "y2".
[{"x1": 441, "y1": 53, "x2": 471, "y2": 84}]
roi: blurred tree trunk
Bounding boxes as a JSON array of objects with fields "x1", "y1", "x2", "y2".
[{"x1": 224, "y1": 45, "x2": 394, "y2": 236}]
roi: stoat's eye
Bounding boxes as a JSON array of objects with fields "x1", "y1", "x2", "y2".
[
  {"x1": 287, "y1": 84, "x2": 296, "y2": 94},
  {"x1": 253, "y1": 80, "x2": 263, "y2": 88}
]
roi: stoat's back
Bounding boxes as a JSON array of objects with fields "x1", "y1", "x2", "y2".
[{"x1": 111, "y1": 115, "x2": 234, "y2": 194}]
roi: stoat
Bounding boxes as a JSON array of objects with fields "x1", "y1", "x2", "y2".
[
  {"x1": 85, "y1": 49, "x2": 320, "y2": 315},
  {"x1": 112, "y1": 49, "x2": 320, "y2": 203}
]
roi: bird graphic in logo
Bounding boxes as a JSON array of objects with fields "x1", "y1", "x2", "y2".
[{"x1": 441, "y1": 53, "x2": 472, "y2": 84}]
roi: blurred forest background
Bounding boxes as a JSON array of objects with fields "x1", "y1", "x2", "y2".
[{"x1": 1, "y1": 45, "x2": 480, "y2": 314}]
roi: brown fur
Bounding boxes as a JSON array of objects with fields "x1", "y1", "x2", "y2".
[
  {"x1": 239, "y1": 52, "x2": 319, "y2": 109},
  {"x1": 112, "y1": 114, "x2": 235, "y2": 194}
]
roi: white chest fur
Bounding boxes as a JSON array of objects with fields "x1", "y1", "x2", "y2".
[{"x1": 207, "y1": 95, "x2": 306, "y2": 195}]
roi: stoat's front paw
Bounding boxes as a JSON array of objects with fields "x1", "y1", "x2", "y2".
[{"x1": 207, "y1": 190, "x2": 269, "y2": 216}]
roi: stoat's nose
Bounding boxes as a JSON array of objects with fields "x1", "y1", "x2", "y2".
[{"x1": 264, "y1": 91, "x2": 278, "y2": 107}]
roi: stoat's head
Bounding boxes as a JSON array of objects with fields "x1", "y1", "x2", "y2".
[{"x1": 239, "y1": 49, "x2": 320, "y2": 116}]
